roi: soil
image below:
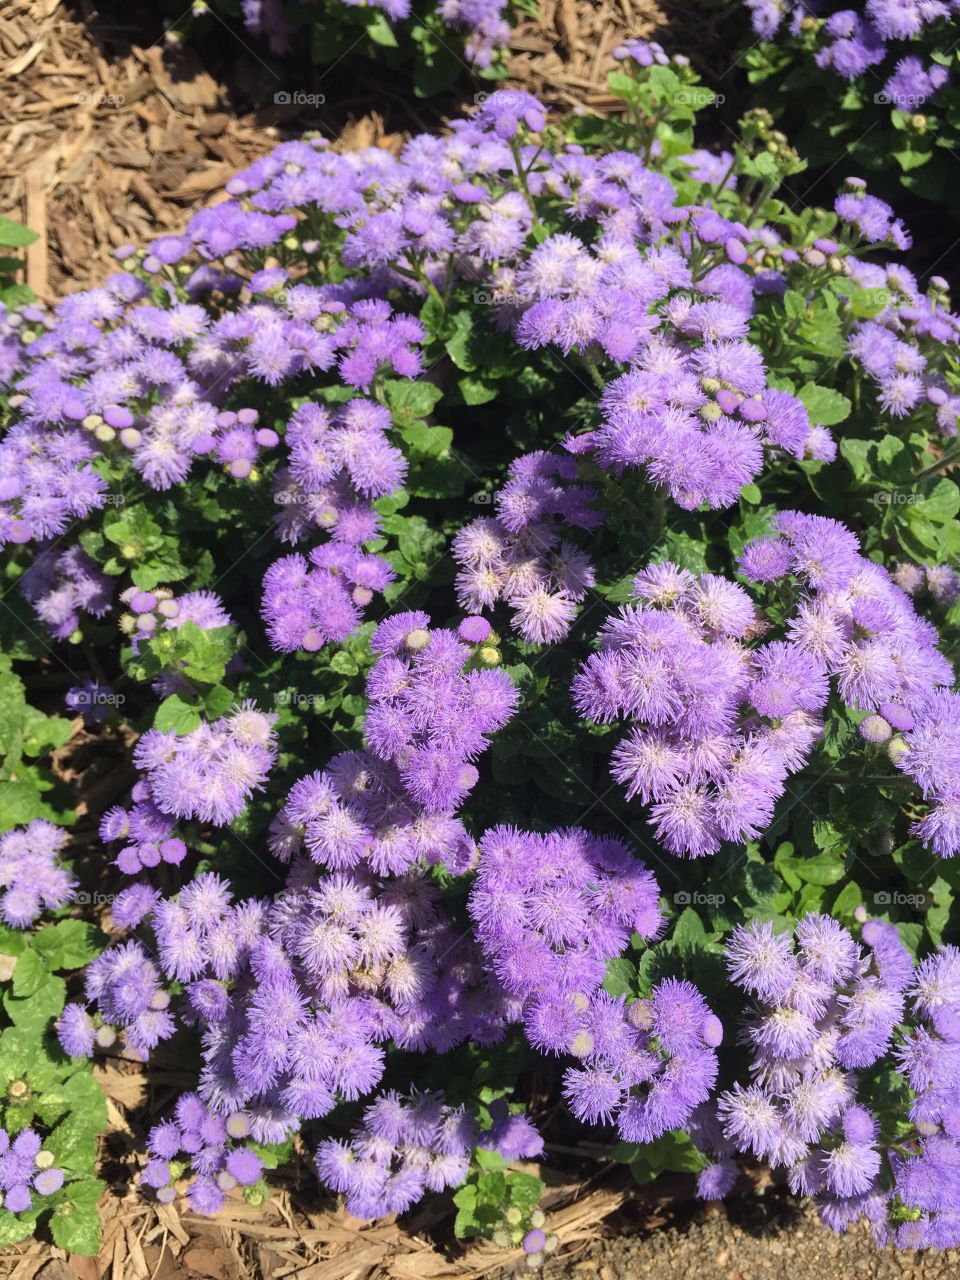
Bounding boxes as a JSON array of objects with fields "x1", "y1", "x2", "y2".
[{"x1": 533, "y1": 1194, "x2": 960, "y2": 1280}]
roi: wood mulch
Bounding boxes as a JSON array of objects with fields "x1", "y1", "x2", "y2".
[{"x1": 0, "y1": 0, "x2": 744, "y2": 300}]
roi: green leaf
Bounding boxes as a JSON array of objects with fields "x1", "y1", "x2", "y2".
[
  {"x1": 0, "y1": 216, "x2": 38, "y2": 248},
  {"x1": 382, "y1": 380, "x2": 443, "y2": 424},
  {"x1": 796, "y1": 850, "x2": 848, "y2": 886},
  {"x1": 0, "y1": 1209, "x2": 37, "y2": 1245},
  {"x1": 49, "y1": 1179, "x2": 104, "y2": 1256},
  {"x1": 602, "y1": 957, "x2": 636, "y2": 998},
  {"x1": 445, "y1": 311, "x2": 476, "y2": 371},
  {"x1": 11, "y1": 947, "x2": 48, "y2": 997},
  {"x1": 45, "y1": 1110, "x2": 101, "y2": 1175},
  {"x1": 672, "y1": 906, "x2": 706, "y2": 951},
  {"x1": 154, "y1": 694, "x2": 202, "y2": 735},
  {"x1": 32, "y1": 921, "x2": 100, "y2": 971},
  {"x1": 797, "y1": 383, "x2": 851, "y2": 426},
  {"x1": 3, "y1": 974, "x2": 67, "y2": 1035}
]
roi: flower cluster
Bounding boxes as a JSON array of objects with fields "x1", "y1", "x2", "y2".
[
  {"x1": 131, "y1": 703, "x2": 277, "y2": 827},
  {"x1": 142, "y1": 1094, "x2": 263, "y2": 1214},
  {"x1": 739, "y1": 512, "x2": 955, "y2": 853},
  {"x1": 0, "y1": 820, "x2": 75, "y2": 927},
  {"x1": 469, "y1": 825, "x2": 721, "y2": 1140},
  {"x1": 99, "y1": 799, "x2": 187, "y2": 876},
  {"x1": 744, "y1": 1, "x2": 953, "y2": 108},
  {"x1": 573, "y1": 559, "x2": 825, "y2": 857},
  {"x1": 0, "y1": 1127, "x2": 66, "y2": 1213},
  {"x1": 59, "y1": 939, "x2": 171, "y2": 1059},
  {"x1": 120, "y1": 585, "x2": 233, "y2": 644},
  {"x1": 231, "y1": 0, "x2": 511, "y2": 66},
  {"x1": 360, "y1": 612, "x2": 519, "y2": 820},
  {"x1": 261, "y1": 397, "x2": 405, "y2": 652},
  {"x1": 19, "y1": 545, "x2": 113, "y2": 640},
  {"x1": 575, "y1": 509, "x2": 954, "y2": 857},
  {"x1": 711, "y1": 914, "x2": 960, "y2": 1248},
  {"x1": 893, "y1": 561, "x2": 960, "y2": 607},
  {"x1": 0, "y1": 418, "x2": 106, "y2": 548},
  {"x1": 452, "y1": 451, "x2": 600, "y2": 645},
  {"x1": 316, "y1": 1088, "x2": 542, "y2": 1220}
]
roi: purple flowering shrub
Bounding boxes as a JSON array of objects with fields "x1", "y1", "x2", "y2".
[
  {"x1": 1, "y1": 51, "x2": 959, "y2": 1251},
  {"x1": 740, "y1": 1, "x2": 960, "y2": 207}
]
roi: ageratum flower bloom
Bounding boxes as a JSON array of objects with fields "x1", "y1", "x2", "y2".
[
  {"x1": 0, "y1": 820, "x2": 75, "y2": 927},
  {"x1": 315, "y1": 1088, "x2": 542, "y2": 1220},
  {"x1": 133, "y1": 702, "x2": 277, "y2": 827},
  {"x1": 143, "y1": 1093, "x2": 263, "y2": 1213},
  {"x1": 0, "y1": 1127, "x2": 66, "y2": 1213},
  {"x1": 705, "y1": 914, "x2": 960, "y2": 1248},
  {"x1": 469, "y1": 825, "x2": 720, "y2": 1140},
  {"x1": 452, "y1": 451, "x2": 600, "y2": 645},
  {"x1": 574, "y1": 512, "x2": 955, "y2": 856}
]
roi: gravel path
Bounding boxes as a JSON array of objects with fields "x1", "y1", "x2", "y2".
[{"x1": 532, "y1": 1195, "x2": 959, "y2": 1280}]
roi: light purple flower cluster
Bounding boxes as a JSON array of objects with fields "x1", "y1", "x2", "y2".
[
  {"x1": 79, "y1": 857, "x2": 517, "y2": 1154},
  {"x1": 503, "y1": 212, "x2": 830, "y2": 508},
  {"x1": 358, "y1": 612, "x2": 519, "y2": 820},
  {"x1": 59, "y1": 938, "x2": 172, "y2": 1059},
  {"x1": 468, "y1": 825, "x2": 721, "y2": 1140},
  {"x1": 316, "y1": 1088, "x2": 542, "y2": 1220},
  {"x1": 120, "y1": 586, "x2": 233, "y2": 643},
  {"x1": 0, "y1": 1127, "x2": 66, "y2": 1213},
  {"x1": 132, "y1": 703, "x2": 277, "y2": 827},
  {"x1": 574, "y1": 510, "x2": 954, "y2": 857},
  {"x1": 3, "y1": 248, "x2": 423, "y2": 522},
  {"x1": 452, "y1": 452, "x2": 600, "y2": 645},
  {"x1": 895, "y1": 690, "x2": 960, "y2": 858},
  {"x1": 586, "y1": 333, "x2": 827, "y2": 510},
  {"x1": 744, "y1": 1, "x2": 955, "y2": 114},
  {"x1": 835, "y1": 177, "x2": 911, "y2": 251},
  {"x1": 710, "y1": 914, "x2": 960, "y2": 1248},
  {"x1": 738, "y1": 512, "x2": 956, "y2": 853},
  {"x1": 143, "y1": 1093, "x2": 263, "y2": 1214},
  {"x1": 573, "y1": 559, "x2": 826, "y2": 857},
  {"x1": 19, "y1": 545, "x2": 113, "y2": 640},
  {"x1": 716, "y1": 916, "x2": 907, "y2": 1180},
  {"x1": 99, "y1": 798, "x2": 187, "y2": 876},
  {"x1": 0, "y1": 820, "x2": 75, "y2": 927},
  {"x1": 0, "y1": 419, "x2": 106, "y2": 548},
  {"x1": 261, "y1": 396, "x2": 405, "y2": 652},
  {"x1": 893, "y1": 561, "x2": 960, "y2": 607}
]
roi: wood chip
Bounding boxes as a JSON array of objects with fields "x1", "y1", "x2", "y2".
[{"x1": 7, "y1": 40, "x2": 45, "y2": 77}]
